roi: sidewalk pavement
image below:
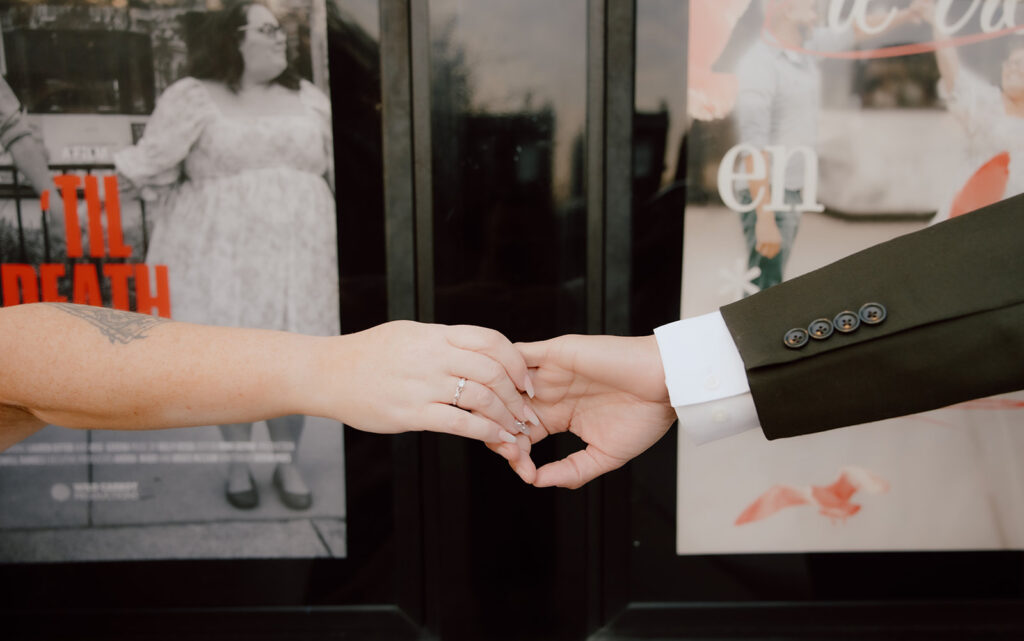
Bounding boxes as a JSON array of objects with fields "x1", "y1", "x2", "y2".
[{"x1": 0, "y1": 418, "x2": 346, "y2": 562}]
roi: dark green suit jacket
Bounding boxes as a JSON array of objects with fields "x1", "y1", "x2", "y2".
[{"x1": 720, "y1": 194, "x2": 1024, "y2": 440}]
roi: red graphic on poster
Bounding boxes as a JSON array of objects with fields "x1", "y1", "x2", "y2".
[
  {"x1": 0, "y1": 175, "x2": 171, "y2": 317},
  {"x1": 735, "y1": 466, "x2": 889, "y2": 525},
  {"x1": 949, "y1": 152, "x2": 1010, "y2": 218}
]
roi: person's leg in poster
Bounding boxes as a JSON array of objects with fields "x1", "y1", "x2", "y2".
[
  {"x1": 220, "y1": 422, "x2": 259, "y2": 509},
  {"x1": 739, "y1": 189, "x2": 802, "y2": 293},
  {"x1": 267, "y1": 414, "x2": 311, "y2": 510}
]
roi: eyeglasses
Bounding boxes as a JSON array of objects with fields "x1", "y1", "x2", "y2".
[{"x1": 238, "y1": 23, "x2": 284, "y2": 38}]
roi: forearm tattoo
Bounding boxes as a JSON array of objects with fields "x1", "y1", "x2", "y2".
[{"x1": 50, "y1": 303, "x2": 170, "y2": 345}]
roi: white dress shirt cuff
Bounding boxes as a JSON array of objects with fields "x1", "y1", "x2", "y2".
[{"x1": 654, "y1": 311, "x2": 761, "y2": 443}]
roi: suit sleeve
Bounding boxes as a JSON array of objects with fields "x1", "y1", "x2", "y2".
[{"x1": 719, "y1": 194, "x2": 1024, "y2": 440}]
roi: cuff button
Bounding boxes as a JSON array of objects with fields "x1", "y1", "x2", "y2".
[
  {"x1": 784, "y1": 327, "x2": 809, "y2": 349},
  {"x1": 833, "y1": 311, "x2": 860, "y2": 333},
  {"x1": 859, "y1": 302, "x2": 887, "y2": 325},
  {"x1": 808, "y1": 318, "x2": 834, "y2": 340}
]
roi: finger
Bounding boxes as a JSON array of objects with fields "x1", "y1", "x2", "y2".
[
  {"x1": 533, "y1": 447, "x2": 624, "y2": 489},
  {"x1": 447, "y1": 325, "x2": 534, "y2": 397},
  {"x1": 450, "y1": 350, "x2": 540, "y2": 428},
  {"x1": 486, "y1": 435, "x2": 536, "y2": 484},
  {"x1": 514, "y1": 339, "x2": 550, "y2": 368},
  {"x1": 420, "y1": 403, "x2": 518, "y2": 445},
  {"x1": 452, "y1": 378, "x2": 520, "y2": 436}
]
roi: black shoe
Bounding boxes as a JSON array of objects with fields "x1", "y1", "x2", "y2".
[
  {"x1": 225, "y1": 471, "x2": 259, "y2": 509},
  {"x1": 273, "y1": 466, "x2": 312, "y2": 510}
]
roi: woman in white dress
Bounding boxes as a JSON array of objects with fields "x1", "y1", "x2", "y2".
[{"x1": 115, "y1": 1, "x2": 342, "y2": 510}]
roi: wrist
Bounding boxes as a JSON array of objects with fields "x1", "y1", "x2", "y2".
[
  {"x1": 638, "y1": 334, "x2": 671, "y2": 405},
  {"x1": 286, "y1": 333, "x2": 347, "y2": 422}
]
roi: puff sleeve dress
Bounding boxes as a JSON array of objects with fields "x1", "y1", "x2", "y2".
[{"x1": 113, "y1": 77, "x2": 339, "y2": 337}]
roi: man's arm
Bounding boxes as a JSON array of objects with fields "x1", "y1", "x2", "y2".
[
  {"x1": 720, "y1": 192, "x2": 1024, "y2": 438},
  {"x1": 519, "y1": 194, "x2": 1024, "y2": 487}
]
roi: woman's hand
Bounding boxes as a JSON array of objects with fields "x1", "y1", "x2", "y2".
[{"x1": 315, "y1": 321, "x2": 540, "y2": 481}]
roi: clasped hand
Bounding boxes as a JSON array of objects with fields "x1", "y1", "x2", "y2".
[{"x1": 370, "y1": 322, "x2": 676, "y2": 489}]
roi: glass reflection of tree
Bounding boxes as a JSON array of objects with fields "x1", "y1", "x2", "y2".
[
  {"x1": 431, "y1": 19, "x2": 580, "y2": 340},
  {"x1": 329, "y1": 1, "x2": 387, "y2": 333}
]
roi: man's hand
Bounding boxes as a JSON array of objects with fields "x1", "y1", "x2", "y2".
[{"x1": 515, "y1": 335, "x2": 676, "y2": 489}]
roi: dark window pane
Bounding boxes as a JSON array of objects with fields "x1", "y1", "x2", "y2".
[
  {"x1": 5, "y1": 30, "x2": 154, "y2": 115},
  {"x1": 429, "y1": 0, "x2": 587, "y2": 341},
  {"x1": 331, "y1": 0, "x2": 386, "y2": 333}
]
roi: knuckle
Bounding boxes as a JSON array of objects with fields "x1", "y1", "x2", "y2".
[
  {"x1": 484, "y1": 361, "x2": 505, "y2": 386},
  {"x1": 446, "y1": 411, "x2": 468, "y2": 437},
  {"x1": 460, "y1": 383, "x2": 484, "y2": 409}
]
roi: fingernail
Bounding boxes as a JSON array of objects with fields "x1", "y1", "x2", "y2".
[
  {"x1": 523, "y1": 404, "x2": 540, "y2": 426},
  {"x1": 500, "y1": 430, "x2": 517, "y2": 444},
  {"x1": 514, "y1": 419, "x2": 528, "y2": 434},
  {"x1": 523, "y1": 373, "x2": 535, "y2": 399},
  {"x1": 519, "y1": 424, "x2": 531, "y2": 436}
]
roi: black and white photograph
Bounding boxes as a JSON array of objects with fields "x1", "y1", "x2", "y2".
[{"x1": 0, "y1": 0, "x2": 348, "y2": 562}]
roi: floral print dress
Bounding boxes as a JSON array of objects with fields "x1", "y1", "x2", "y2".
[{"x1": 114, "y1": 77, "x2": 339, "y2": 336}]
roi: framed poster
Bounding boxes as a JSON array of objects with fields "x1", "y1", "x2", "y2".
[
  {"x1": 0, "y1": 0, "x2": 346, "y2": 565},
  {"x1": 0, "y1": 2, "x2": 418, "y2": 638},
  {"x1": 595, "y1": 1, "x2": 1024, "y2": 638},
  {"x1": 678, "y1": 0, "x2": 1024, "y2": 556}
]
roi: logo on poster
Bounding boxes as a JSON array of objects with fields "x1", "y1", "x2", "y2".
[
  {"x1": 717, "y1": 144, "x2": 825, "y2": 214},
  {"x1": 774, "y1": 0, "x2": 1024, "y2": 60},
  {"x1": 50, "y1": 483, "x2": 71, "y2": 502}
]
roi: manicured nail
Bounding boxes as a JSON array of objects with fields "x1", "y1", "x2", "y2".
[
  {"x1": 523, "y1": 404, "x2": 540, "y2": 426},
  {"x1": 499, "y1": 430, "x2": 517, "y2": 444},
  {"x1": 523, "y1": 373, "x2": 535, "y2": 399},
  {"x1": 519, "y1": 424, "x2": 531, "y2": 437}
]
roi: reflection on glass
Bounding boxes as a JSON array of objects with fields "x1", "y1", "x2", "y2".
[
  {"x1": 331, "y1": 0, "x2": 386, "y2": 333},
  {"x1": 429, "y1": 0, "x2": 587, "y2": 341},
  {"x1": 631, "y1": 0, "x2": 686, "y2": 335}
]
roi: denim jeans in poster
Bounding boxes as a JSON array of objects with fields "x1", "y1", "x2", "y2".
[{"x1": 738, "y1": 188, "x2": 803, "y2": 294}]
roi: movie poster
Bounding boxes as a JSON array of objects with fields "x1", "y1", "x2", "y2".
[
  {"x1": 678, "y1": 0, "x2": 1024, "y2": 554},
  {"x1": 0, "y1": 0, "x2": 349, "y2": 562}
]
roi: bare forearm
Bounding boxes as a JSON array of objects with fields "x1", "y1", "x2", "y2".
[
  {"x1": 934, "y1": 35, "x2": 959, "y2": 94},
  {"x1": 0, "y1": 303, "x2": 327, "y2": 433}
]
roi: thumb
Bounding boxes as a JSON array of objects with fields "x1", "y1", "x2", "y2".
[
  {"x1": 515, "y1": 339, "x2": 552, "y2": 368},
  {"x1": 533, "y1": 447, "x2": 624, "y2": 489}
]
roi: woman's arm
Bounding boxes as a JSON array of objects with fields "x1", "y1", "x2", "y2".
[{"x1": 0, "y1": 304, "x2": 537, "y2": 472}]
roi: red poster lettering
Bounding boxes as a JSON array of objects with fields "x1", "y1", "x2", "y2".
[
  {"x1": 83, "y1": 175, "x2": 106, "y2": 258},
  {"x1": 102, "y1": 263, "x2": 134, "y2": 311},
  {"x1": 104, "y1": 175, "x2": 133, "y2": 258},
  {"x1": 1, "y1": 264, "x2": 39, "y2": 306},
  {"x1": 72, "y1": 263, "x2": 102, "y2": 306},
  {"x1": 54, "y1": 175, "x2": 83, "y2": 258},
  {"x1": 39, "y1": 264, "x2": 68, "y2": 302},
  {"x1": 135, "y1": 265, "x2": 171, "y2": 318}
]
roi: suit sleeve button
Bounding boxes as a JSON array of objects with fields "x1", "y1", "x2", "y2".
[
  {"x1": 808, "y1": 318, "x2": 834, "y2": 340},
  {"x1": 784, "y1": 328, "x2": 809, "y2": 349},
  {"x1": 859, "y1": 302, "x2": 887, "y2": 325},
  {"x1": 833, "y1": 311, "x2": 860, "y2": 333}
]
